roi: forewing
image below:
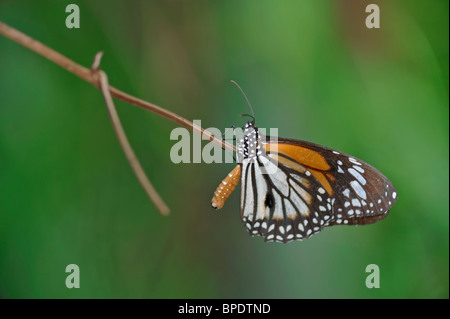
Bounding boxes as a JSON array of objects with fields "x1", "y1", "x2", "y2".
[{"x1": 264, "y1": 138, "x2": 398, "y2": 226}]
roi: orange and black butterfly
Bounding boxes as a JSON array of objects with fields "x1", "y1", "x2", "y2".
[{"x1": 211, "y1": 82, "x2": 398, "y2": 243}]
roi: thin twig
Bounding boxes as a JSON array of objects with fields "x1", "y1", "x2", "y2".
[
  {"x1": 0, "y1": 20, "x2": 235, "y2": 153},
  {"x1": 91, "y1": 51, "x2": 104, "y2": 71},
  {"x1": 96, "y1": 61, "x2": 169, "y2": 215},
  {"x1": 0, "y1": 20, "x2": 239, "y2": 215}
]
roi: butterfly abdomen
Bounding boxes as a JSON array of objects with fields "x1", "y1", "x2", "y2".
[{"x1": 211, "y1": 165, "x2": 241, "y2": 210}]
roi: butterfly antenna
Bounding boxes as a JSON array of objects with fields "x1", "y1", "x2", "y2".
[{"x1": 230, "y1": 80, "x2": 255, "y2": 122}]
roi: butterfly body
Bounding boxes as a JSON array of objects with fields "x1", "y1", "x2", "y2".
[{"x1": 212, "y1": 121, "x2": 397, "y2": 243}]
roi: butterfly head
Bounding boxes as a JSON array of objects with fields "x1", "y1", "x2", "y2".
[{"x1": 243, "y1": 120, "x2": 255, "y2": 130}]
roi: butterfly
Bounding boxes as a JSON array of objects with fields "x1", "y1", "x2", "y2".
[{"x1": 211, "y1": 82, "x2": 398, "y2": 243}]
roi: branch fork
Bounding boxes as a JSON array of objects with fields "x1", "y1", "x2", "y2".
[{"x1": 0, "y1": 20, "x2": 236, "y2": 215}]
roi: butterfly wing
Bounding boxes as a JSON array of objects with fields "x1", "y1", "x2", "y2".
[
  {"x1": 269, "y1": 138, "x2": 398, "y2": 225},
  {"x1": 240, "y1": 138, "x2": 397, "y2": 243},
  {"x1": 240, "y1": 155, "x2": 334, "y2": 243}
]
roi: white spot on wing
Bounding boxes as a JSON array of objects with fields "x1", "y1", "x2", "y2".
[
  {"x1": 348, "y1": 168, "x2": 367, "y2": 186},
  {"x1": 352, "y1": 198, "x2": 361, "y2": 207},
  {"x1": 349, "y1": 157, "x2": 362, "y2": 165},
  {"x1": 350, "y1": 180, "x2": 367, "y2": 200},
  {"x1": 353, "y1": 165, "x2": 365, "y2": 173}
]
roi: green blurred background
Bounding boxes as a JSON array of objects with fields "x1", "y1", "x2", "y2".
[{"x1": 0, "y1": 0, "x2": 448, "y2": 298}]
